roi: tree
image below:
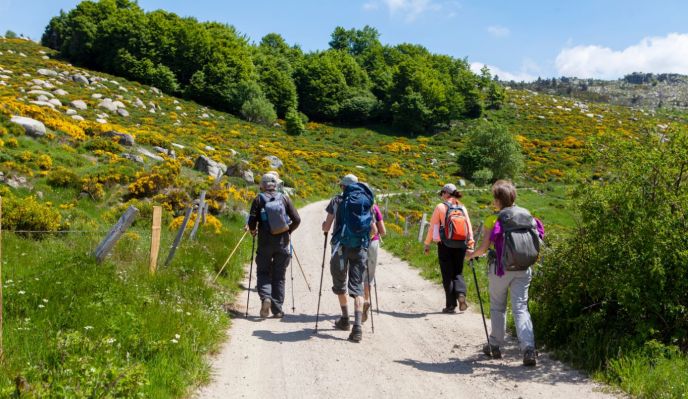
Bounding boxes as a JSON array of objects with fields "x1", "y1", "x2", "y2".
[
  {"x1": 240, "y1": 97, "x2": 277, "y2": 125},
  {"x1": 5, "y1": 30, "x2": 18, "y2": 39},
  {"x1": 285, "y1": 107, "x2": 306, "y2": 135},
  {"x1": 456, "y1": 122, "x2": 523, "y2": 181}
]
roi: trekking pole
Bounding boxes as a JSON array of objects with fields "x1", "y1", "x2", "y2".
[
  {"x1": 213, "y1": 230, "x2": 248, "y2": 283},
  {"x1": 290, "y1": 241, "x2": 296, "y2": 313},
  {"x1": 469, "y1": 222, "x2": 492, "y2": 356},
  {"x1": 374, "y1": 238, "x2": 381, "y2": 315},
  {"x1": 291, "y1": 246, "x2": 312, "y2": 291},
  {"x1": 366, "y1": 264, "x2": 375, "y2": 334},
  {"x1": 245, "y1": 234, "x2": 256, "y2": 318},
  {"x1": 315, "y1": 232, "x2": 328, "y2": 333}
]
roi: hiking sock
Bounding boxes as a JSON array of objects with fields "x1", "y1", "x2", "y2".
[
  {"x1": 341, "y1": 305, "x2": 349, "y2": 319},
  {"x1": 354, "y1": 310, "x2": 362, "y2": 326}
]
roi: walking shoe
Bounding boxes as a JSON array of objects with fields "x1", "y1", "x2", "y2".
[
  {"x1": 442, "y1": 306, "x2": 457, "y2": 314},
  {"x1": 334, "y1": 317, "x2": 350, "y2": 331},
  {"x1": 362, "y1": 302, "x2": 371, "y2": 323},
  {"x1": 458, "y1": 294, "x2": 468, "y2": 312},
  {"x1": 523, "y1": 347, "x2": 537, "y2": 366},
  {"x1": 272, "y1": 311, "x2": 285, "y2": 319},
  {"x1": 259, "y1": 298, "x2": 271, "y2": 318},
  {"x1": 482, "y1": 344, "x2": 502, "y2": 359},
  {"x1": 348, "y1": 325, "x2": 362, "y2": 343}
]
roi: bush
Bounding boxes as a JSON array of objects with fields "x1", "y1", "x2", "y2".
[
  {"x1": 240, "y1": 97, "x2": 277, "y2": 126},
  {"x1": 456, "y1": 121, "x2": 523, "y2": 181},
  {"x1": 1, "y1": 194, "x2": 62, "y2": 234},
  {"x1": 532, "y1": 128, "x2": 688, "y2": 370},
  {"x1": 285, "y1": 107, "x2": 306, "y2": 136},
  {"x1": 47, "y1": 167, "x2": 80, "y2": 188},
  {"x1": 472, "y1": 167, "x2": 493, "y2": 186}
]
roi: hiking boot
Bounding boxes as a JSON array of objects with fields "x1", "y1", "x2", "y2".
[
  {"x1": 482, "y1": 344, "x2": 502, "y2": 359},
  {"x1": 458, "y1": 294, "x2": 468, "y2": 312},
  {"x1": 362, "y1": 302, "x2": 371, "y2": 323},
  {"x1": 259, "y1": 298, "x2": 271, "y2": 318},
  {"x1": 348, "y1": 325, "x2": 362, "y2": 343},
  {"x1": 523, "y1": 347, "x2": 537, "y2": 367},
  {"x1": 272, "y1": 311, "x2": 285, "y2": 319},
  {"x1": 442, "y1": 306, "x2": 457, "y2": 314},
  {"x1": 334, "y1": 317, "x2": 350, "y2": 331}
]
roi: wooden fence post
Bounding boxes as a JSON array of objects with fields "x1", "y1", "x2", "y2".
[
  {"x1": 149, "y1": 206, "x2": 162, "y2": 275},
  {"x1": 189, "y1": 190, "x2": 206, "y2": 240},
  {"x1": 201, "y1": 203, "x2": 208, "y2": 225},
  {"x1": 404, "y1": 216, "x2": 409, "y2": 237},
  {"x1": 0, "y1": 196, "x2": 3, "y2": 358},
  {"x1": 164, "y1": 206, "x2": 193, "y2": 267},
  {"x1": 417, "y1": 212, "x2": 427, "y2": 242},
  {"x1": 94, "y1": 205, "x2": 139, "y2": 264},
  {"x1": 384, "y1": 196, "x2": 389, "y2": 219}
]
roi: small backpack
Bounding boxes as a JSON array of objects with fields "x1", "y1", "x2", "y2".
[
  {"x1": 498, "y1": 206, "x2": 543, "y2": 271},
  {"x1": 440, "y1": 202, "x2": 470, "y2": 248},
  {"x1": 336, "y1": 183, "x2": 374, "y2": 248},
  {"x1": 259, "y1": 192, "x2": 290, "y2": 235}
]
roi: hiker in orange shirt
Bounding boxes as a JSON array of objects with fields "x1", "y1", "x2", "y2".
[{"x1": 424, "y1": 183, "x2": 474, "y2": 313}]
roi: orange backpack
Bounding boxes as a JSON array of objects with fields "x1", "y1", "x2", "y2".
[{"x1": 440, "y1": 202, "x2": 469, "y2": 248}]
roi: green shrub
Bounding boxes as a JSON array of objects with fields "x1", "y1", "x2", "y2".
[
  {"x1": 472, "y1": 167, "x2": 493, "y2": 186},
  {"x1": 47, "y1": 166, "x2": 80, "y2": 188},
  {"x1": 456, "y1": 121, "x2": 523, "y2": 181},
  {"x1": 1, "y1": 194, "x2": 62, "y2": 234},
  {"x1": 532, "y1": 127, "x2": 688, "y2": 370},
  {"x1": 240, "y1": 97, "x2": 277, "y2": 126},
  {"x1": 285, "y1": 107, "x2": 306, "y2": 136}
]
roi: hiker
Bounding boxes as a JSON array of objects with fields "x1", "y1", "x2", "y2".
[
  {"x1": 467, "y1": 180, "x2": 544, "y2": 366},
  {"x1": 424, "y1": 183, "x2": 474, "y2": 313},
  {"x1": 321, "y1": 174, "x2": 374, "y2": 342},
  {"x1": 362, "y1": 200, "x2": 385, "y2": 323},
  {"x1": 246, "y1": 173, "x2": 301, "y2": 319}
]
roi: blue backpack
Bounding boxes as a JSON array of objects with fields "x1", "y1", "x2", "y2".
[{"x1": 336, "y1": 183, "x2": 374, "y2": 248}]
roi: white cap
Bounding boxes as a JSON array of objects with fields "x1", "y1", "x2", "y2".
[{"x1": 339, "y1": 174, "x2": 358, "y2": 187}]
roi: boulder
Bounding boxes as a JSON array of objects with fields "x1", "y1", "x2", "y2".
[
  {"x1": 153, "y1": 146, "x2": 176, "y2": 158},
  {"x1": 65, "y1": 109, "x2": 77, "y2": 115},
  {"x1": 36, "y1": 94, "x2": 49, "y2": 102},
  {"x1": 32, "y1": 79, "x2": 46, "y2": 86},
  {"x1": 96, "y1": 118, "x2": 108, "y2": 124},
  {"x1": 70, "y1": 100, "x2": 87, "y2": 110},
  {"x1": 91, "y1": 93, "x2": 103, "y2": 99},
  {"x1": 194, "y1": 155, "x2": 227, "y2": 177},
  {"x1": 48, "y1": 98, "x2": 62, "y2": 107},
  {"x1": 134, "y1": 98, "x2": 145, "y2": 108},
  {"x1": 53, "y1": 89, "x2": 68, "y2": 96},
  {"x1": 204, "y1": 145, "x2": 215, "y2": 152},
  {"x1": 117, "y1": 108, "x2": 129, "y2": 117},
  {"x1": 137, "y1": 148, "x2": 163, "y2": 161},
  {"x1": 72, "y1": 74, "x2": 90, "y2": 85},
  {"x1": 121, "y1": 153, "x2": 144, "y2": 164},
  {"x1": 29, "y1": 101, "x2": 55, "y2": 109},
  {"x1": 242, "y1": 170, "x2": 255, "y2": 184},
  {"x1": 112, "y1": 100, "x2": 125, "y2": 109},
  {"x1": 98, "y1": 99, "x2": 118, "y2": 112},
  {"x1": 10, "y1": 116, "x2": 46, "y2": 137},
  {"x1": 104, "y1": 130, "x2": 135, "y2": 146},
  {"x1": 28, "y1": 89, "x2": 54, "y2": 98},
  {"x1": 264, "y1": 155, "x2": 283, "y2": 169},
  {"x1": 71, "y1": 115, "x2": 84, "y2": 121}
]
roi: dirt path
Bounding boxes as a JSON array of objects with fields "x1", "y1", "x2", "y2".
[{"x1": 196, "y1": 201, "x2": 616, "y2": 399}]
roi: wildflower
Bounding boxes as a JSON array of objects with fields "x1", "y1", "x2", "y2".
[
  {"x1": 18, "y1": 290, "x2": 25, "y2": 295},
  {"x1": 38, "y1": 304, "x2": 45, "y2": 308},
  {"x1": 84, "y1": 325, "x2": 94, "y2": 330},
  {"x1": 43, "y1": 299, "x2": 49, "y2": 303},
  {"x1": 170, "y1": 339, "x2": 178, "y2": 344},
  {"x1": 175, "y1": 334, "x2": 181, "y2": 340}
]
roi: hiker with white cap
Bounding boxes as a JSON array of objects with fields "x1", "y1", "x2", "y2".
[
  {"x1": 321, "y1": 173, "x2": 374, "y2": 342},
  {"x1": 424, "y1": 183, "x2": 474, "y2": 313},
  {"x1": 246, "y1": 173, "x2": 301, "y2": 318}
]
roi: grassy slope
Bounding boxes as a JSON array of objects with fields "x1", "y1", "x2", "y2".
[{"x1": 0, "y1": 38, "x2": 683, "y2": 396}]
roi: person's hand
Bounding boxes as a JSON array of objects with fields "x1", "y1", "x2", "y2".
[
  {"x1": 466, "y1": 250, "x2": 475, "y2": 259},
  {"x1": 424, "y1": 244, "x2": 431, "y2": 255}
]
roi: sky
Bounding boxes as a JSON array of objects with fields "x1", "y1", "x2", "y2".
[{"x1": 2, "y1": 0, "x2": 688, "y2": 81}]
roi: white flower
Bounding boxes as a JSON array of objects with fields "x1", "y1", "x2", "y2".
[
  {"x1": 42, "y1": 299, "x2": 49, "y2": 303},
  {"x1": 170, "y1": 339, "x2": 178, "y2": 344},
  {"x1": 84, "y1": 325, "x2": 94, "y2": 330},
  {"x1": 18, "y1": 290, "x2": 26, "y2": 295},
  {"x1": 185, "y1": 312, "x2": 191, "y2": 316},
  {"x1": 38, "y1": 304, "x2": 45, "y2": 308},
  {"x1": 105, "y1": 338, "x2": 116, "y2": 345},
  {"x1": 174, "y1": 334, "x2": 180, "y2": 340}
]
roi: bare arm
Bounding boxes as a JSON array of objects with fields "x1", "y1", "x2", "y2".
[
  {"x1": 322, "y1": 213, "x2": 335, "y2": 233},
  {"x1": 468, "y1": 225, "x2": 492, "y2": 259},
  {"x1": 376, "y1": 219, "x2": 386, "y2": 237}
]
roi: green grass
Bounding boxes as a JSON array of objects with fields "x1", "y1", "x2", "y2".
[{"x1": 0, "y1": 214, "x2": 250, "y2": 397}]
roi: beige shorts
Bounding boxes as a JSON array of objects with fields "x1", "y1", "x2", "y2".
[{"x1": 363, "y1": 239, "x2": 379, "y2": 285}]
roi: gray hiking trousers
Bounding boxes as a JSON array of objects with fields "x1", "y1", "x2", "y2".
[
  {"x1": 488, "y1": 261, "x2": 535, "y2": 351},
  {"x1": 255, "y1": 234, "x2": 291, "y2": 315}
]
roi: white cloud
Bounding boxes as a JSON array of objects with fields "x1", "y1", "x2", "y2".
[
  {"x1": 555, "y1": 33, "x2": 688, "y2": 79},
  {"x1": 470, "y1": 62, "x2": 538, "y2": 82},
  {"x1": 487, "y1": 25, "x2": 510, "y2": 38},
  {"x1": 363, "y1": 0, "x2": 450, "y2": 22}
]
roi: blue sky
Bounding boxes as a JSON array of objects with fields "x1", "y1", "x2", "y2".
[{"x1": 2, "y1": 0, "x2": 688, "y2": 81}]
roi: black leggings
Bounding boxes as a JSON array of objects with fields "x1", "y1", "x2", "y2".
[{"x1": 437, "y1": 242, "x2": 467, "y2": 308}]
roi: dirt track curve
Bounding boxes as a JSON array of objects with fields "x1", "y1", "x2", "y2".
[{"x1": 196, "y1": 201, "x2": 617, "y2": 399}]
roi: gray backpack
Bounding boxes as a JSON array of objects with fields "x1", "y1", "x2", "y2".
[
  {"x1": 498, "y1": 206, "x2": 542, "y2": 271},
  {"x1": 259, "y1": 192, "x2": 290, "y2": 235}
]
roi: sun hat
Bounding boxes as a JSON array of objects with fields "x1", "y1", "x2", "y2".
[
  {"x1": 260, "y1": 173, "x2": 278, "y2": 190},
  {"x1": 339, "y1": 174, "x2": 358, "y2": 187},
  {"x1": 438, "y1": 183, "x2": 457, "y2": 195}
]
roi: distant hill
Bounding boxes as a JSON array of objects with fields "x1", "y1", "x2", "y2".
[{"x1": 510, "y1": 73, "x2": 688, "y2": 110}]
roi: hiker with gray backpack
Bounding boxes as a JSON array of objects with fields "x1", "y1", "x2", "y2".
[
  {"x1": 467, "y1": 180, "x2": 544, "y2": 366},
  {"x1": 321, "y1": 174, "x2": 374, "y2": 342},
  {"x1": 246, "y1": 173, "x2": 301, "y2": 319}
]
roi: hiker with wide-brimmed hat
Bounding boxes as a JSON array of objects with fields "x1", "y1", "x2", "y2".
[
  {"x1": 424, "y1": 183, "x2": 474, "y2": 314},
  {"x1": 246, "y1": 173, "x2": 301, "y2": 319},
  {"x1": 321, "y1": 173, "x2": 374, "y2": 342}
]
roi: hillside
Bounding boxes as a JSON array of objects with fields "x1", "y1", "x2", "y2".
[{"x1": 0, "y1": 36, "x2": 684, "y2": 396}]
